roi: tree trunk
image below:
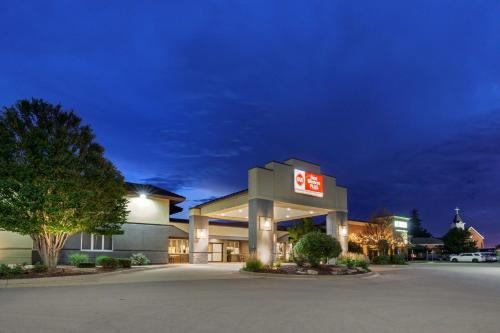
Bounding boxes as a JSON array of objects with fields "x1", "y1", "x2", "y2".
[{"x1": 32, "y1": 231, "x2": 70, "y2": 270}]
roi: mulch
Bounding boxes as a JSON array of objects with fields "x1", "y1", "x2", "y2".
[
  {"x1": 255, "y1": 264, "x2": 369, "y2": 275},
  {"x1": 1, "y1": 267, "x2": 130, "y2": 280}
]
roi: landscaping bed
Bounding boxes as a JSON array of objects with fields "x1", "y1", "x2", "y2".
[
  {"x1": 249, "y1": 264, "x2": 369, "y2": 276},
  {"x1": 0, "y1": 265, "x2": 140, "y2": 280},
  {"x1": 1, "y1": 253, "x2": 152, "y2": 280}
]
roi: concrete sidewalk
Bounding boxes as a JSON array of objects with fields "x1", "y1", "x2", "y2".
[{"x1": 0, "y1": 263, "x2": 247, "y2": 288}]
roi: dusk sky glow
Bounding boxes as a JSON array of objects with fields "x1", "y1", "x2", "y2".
[{"x1": 1, "y1": 1, "x2": 500, "y2": 245}]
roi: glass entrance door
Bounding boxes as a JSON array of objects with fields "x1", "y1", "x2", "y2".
[{"x1": 208, "y1": 243, "x2": 223, "y2": 262}]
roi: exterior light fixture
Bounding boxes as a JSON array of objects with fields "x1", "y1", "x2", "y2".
[
  {"x1": 221, "y1": 213, "x2": 225, "y2": 217},
  {"x1": 139, "y1": 193, "x2": 147, "y2": 199},
  {"x1": 259, "y1": 217, "x2": 272, "y2": 231},
  {"x1": 238, "y1": 209, "x2": 242, "y2": 213},
  {"x1": 285, "y1": 215, "x2": 290, "y2": 219},
  {"x1": 286, "y1": 208, "x2": 291, "y2": 211},
  {"x1": 339, "y1": 225, "x2": 348, "y2": 237},
  {"x1": 309, "y1": 211, "x2": 314, "y2": 214},
  {"x1": 196, "y1": 228, "x2": 208, "y2": 239}
]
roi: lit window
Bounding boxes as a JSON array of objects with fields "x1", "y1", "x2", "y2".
[
  {"x1": 81, "y1": 232, "x2": 113, "y2": 251},
  {"x1": 227, "y1": 241, "x2": 240, "y2": 254},
  {"x1": 169, "y1": 239, "x2": 189, "y2": 254}
]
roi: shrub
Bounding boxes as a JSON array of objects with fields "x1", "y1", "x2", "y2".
[
  {"x1": 337, "y1": 252, "x2": 369, "y2": 269},
  {"x1": 77, "y1": 262, "x2": 96, "y2": 268},
  {"x1": 69, "y1": 253, "x2": 90, "y2": 266},
  {"x1": 292, "y1": 253, "x2": 306, "y2": 267},
  {"x1": 243, "y1": 256, "x2": 263, "y2": 272},
  {"x1": 32, "y1": 262, "x2": 48, "y2": 273},
  {"x1": 391, "y1": 254, "x2": 407, "y2": 265},
  {"x1": 130, "y1": 253, "x2": 151, "y2": 266},
  {"x1": 99, "y1": 257, "x2": 118, "y2": 269},
  {"x1": 372, "y1": 255, "x2": 390, "y2": 265},
  {"x1": 0, "y1": 264, "x2": 24, "y2": 278},
  {"x1": 118, "y1": 258, "x2": 132, "y2": 268},
  {"x1": 293, "y1": 231, "x2": 342, "y2": 268},
  {"x1": 292, "y1": 254, "x2": 306, "y2": 267},
  {"x1": 96, "y1": 255, "x2": 111, "y2": 266}
]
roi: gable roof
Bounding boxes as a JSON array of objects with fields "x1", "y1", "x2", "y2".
[{"x1": 468, "y1": 226, "x2": 485, "y2": 239}]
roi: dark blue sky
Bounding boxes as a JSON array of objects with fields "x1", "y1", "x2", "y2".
[{"x1": 1, "y1": 1, "x2": 499, "y2": 245}]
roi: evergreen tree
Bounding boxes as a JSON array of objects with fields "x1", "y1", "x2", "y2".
[
  {"x1": 409, "y1": 209, "x2": 431, "y2": 238},
  {"x1": 442, "y1": 227, "x2": 477, "y2": 253}
]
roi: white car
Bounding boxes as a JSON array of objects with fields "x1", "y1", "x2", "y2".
[
  {"x1": 450, "y1": 253, "x2": 486, "y2": 263},
  {"x1": 481, "y1": 252, "x2": 498, "y2": 262}
]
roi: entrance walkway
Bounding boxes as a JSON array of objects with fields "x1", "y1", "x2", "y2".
[{"x1": 1, "y1": 263, "x2": 246, "y2": 289}]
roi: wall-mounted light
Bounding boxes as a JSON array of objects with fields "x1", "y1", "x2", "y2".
[
  {"x1": 259, "y1": 217, "x2": 272, "y2": 231},
  {"x1": 196, "y1": 228, "x2": 208, "y2": 239},
  {"x1": 339, "y1": 225, "x2": 348, "y2": 237},
  {"x1": 139, "y1": 193, "x2": 147, "y2": 199}
]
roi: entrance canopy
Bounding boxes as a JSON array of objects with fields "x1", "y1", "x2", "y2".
[
  {"x1": 189, "y1": 158, "x2": 349, "y2": 264},
  {"x1": 194, "y1": 190, "x2": 331, "y2": 222}
]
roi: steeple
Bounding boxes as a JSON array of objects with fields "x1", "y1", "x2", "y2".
[{"x1": 451, "y1": 207, "x2": 465, "y2": 229}]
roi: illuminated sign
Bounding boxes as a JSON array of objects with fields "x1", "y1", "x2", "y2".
[
  {"x1": 294, "y1": 169, "x2": 324, "y2": 198},
  {"x1": 394, "y1": 221, "x2": 408, "y2": 229}
]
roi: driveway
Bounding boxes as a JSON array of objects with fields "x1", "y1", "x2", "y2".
[{"x1": 0, "y1": 263, "x2": 499, "y2": 333}]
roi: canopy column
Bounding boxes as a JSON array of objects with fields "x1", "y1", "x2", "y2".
[
  {"x1": 326, "y1": 211, "x2": 348, "y2": 255},
  {"x1": 248, "y1": 198, "x2": 275, "y2": 265},
  {"x1": 189, "y1": 208, "x2": 209, "y2": 264}
]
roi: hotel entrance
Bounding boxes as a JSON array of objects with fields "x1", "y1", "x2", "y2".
[
  {"x1": 189, "y1": 159, "x2": 349, "y2": 265},
  {"x1": 208, "y1": 243, "x2": 223, "y2": 262}
]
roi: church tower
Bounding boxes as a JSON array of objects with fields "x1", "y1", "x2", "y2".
[{"x1": 451, "y1": 207, "x2": 465, "y2": 230}]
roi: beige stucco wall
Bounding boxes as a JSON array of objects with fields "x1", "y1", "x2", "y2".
[
  {"x1": 169, "y1": 221, "x2": 189, "y2": 233},
  {"x1": 0, "y1": 231, "x2": 32, "y2": 265},
  {"x1": 126, "y1": 195, "x2": 170, "y2": 225}
]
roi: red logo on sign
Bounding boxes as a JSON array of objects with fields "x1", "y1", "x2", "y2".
[{"x1": 296, "y1": 174, "x2": 304, "y2": 186}]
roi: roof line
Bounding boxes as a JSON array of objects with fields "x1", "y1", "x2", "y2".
[{"x1": 193, "y1": 189, "x2": 248, "y2": 209}]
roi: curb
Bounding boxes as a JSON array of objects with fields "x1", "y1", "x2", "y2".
[{"x1": 239, "y1": 270, "x2": 375, "y2": 279}]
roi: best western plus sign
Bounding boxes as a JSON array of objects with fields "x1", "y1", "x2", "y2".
[{"x1": 294, "y1": 169, "x2": 324, "y2": 197}]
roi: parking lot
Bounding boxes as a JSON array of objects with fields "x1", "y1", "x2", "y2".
[{"x1": 1, "y1": 262, "x2": 499, "y2": 333}]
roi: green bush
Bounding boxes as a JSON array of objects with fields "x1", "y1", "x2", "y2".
[
  {"x1": 243, "y1": 256, "x2": 263, "y2": 272},
  {"x1": 95, "y1": 255, "x2": 111, "y2": 266},
  {"x1": 32, "y1": 262, "x2": 48, "y2": 273},
  {"x1": 118, "y1": 258, "x2": 132, "y2": 268},
  {"x1": 77, "y1": 262, "x2": 96, "y2": 268},
  {"x1": 293, "y1": 231, "x2": 342, "y2": 268},
  {"x1": 391, "y1": 254, "x2": 407, "y2": 265},
  {"x1": 69, "y1": 253, "x2": 90, "y2": 266},
  {"x1": 0, "y1": 264, "x2": 24, "y2": 278},
  {"x1": 372, "y1": 255, "x2": 390, "y2": 265},
  {"x1": 99, "y1": 257, "x2": 118, "y2": 269},
  {"x1": 130, "y1": 253, "x2": 151, "y2": 266},
  {"x1": 337, "y1": 252, "x2": 369, "y2": 269},
  {"x1": 292, "y1": 253, "x2": 306, "y2": 267}
]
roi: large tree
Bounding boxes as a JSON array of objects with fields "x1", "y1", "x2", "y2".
[
  {"x1": 442, "y1": 227, "x2": 477, "y2": 254},
  {"x1": 359, "y1": 210, "x2": 405, "y2": 255},
  {"x1": 408, "y1": 209, "x2": 431, "y2": 238},
  {"x1": 0, "y1": 99, "x2": 128, "y2": 268},
  {"x1": 288, "y1": 217, "x2": 316, "y2": 244}
]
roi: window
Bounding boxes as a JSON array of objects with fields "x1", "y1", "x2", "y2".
[
  {"x1": 81, "y1": 232, "x2": 113, "y2": 251},
  {"x1": 169, "y1": 239, "x2": 189, "y2": 254},
  {"x1": 227, "y1": 241, "x2": 240, "y2": 254}
]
